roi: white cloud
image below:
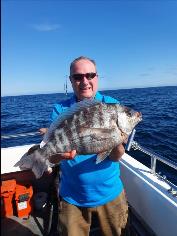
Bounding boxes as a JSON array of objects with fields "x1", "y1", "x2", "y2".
[{"x1": 31, "y1": 23, "x2": 61, "y2": 32}]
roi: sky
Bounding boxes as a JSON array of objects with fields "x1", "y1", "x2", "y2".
[{"x1": 1, "y1": 0, "x2": 177, "y2": 96}]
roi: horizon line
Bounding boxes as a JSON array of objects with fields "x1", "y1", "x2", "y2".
[{"x1": 1, "y1": 85, "x2": 177, "y2": 98}]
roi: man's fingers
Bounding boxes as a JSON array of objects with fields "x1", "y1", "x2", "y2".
[
  {"x1": 123, "y1": 137, "x2": 128, "y2": 144},
  {"x1": 39, "y1": 128, "x2": 48, "y2": 135},
  {"x1": 63, "y1": 150, "x2": 77, "y2": 159},
  {"x1": 121, "y1": 133, "x2": 128, "y2": 144},
  {"x1": 49, "y1": 150, "x2": 77, "y2": 163}
]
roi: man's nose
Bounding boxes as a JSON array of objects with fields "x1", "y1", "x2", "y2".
[{"x1": 81, "y1": 76, "x2": 89, "y2": 84}]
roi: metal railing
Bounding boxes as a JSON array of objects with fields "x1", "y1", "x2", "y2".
[
  {"x1": 126, "y1": 129, "x2": 177, "y2": 196},
  {"x1": 1, "y1": 131, "x2": 41, "y2": 139}
]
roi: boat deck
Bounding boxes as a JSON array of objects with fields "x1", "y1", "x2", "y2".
[
  {"x1": 1, "y1": 215, "x2": 44, "y2": 236},
  {"x1": 1, "y1": 210, "x2": 103, "y2": 236},
  {"x1": 1, "y1": 202, "x2": 155, "y2": 236}
]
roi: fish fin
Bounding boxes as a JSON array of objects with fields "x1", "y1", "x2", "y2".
[
  {"x1": 40, "y1": 140, "x2": 47, "y2": 148},
  {"x1": 14, "y1": 152, "x2": 34, "y2": 170},
  {"x1": 14, "y1": 147, "x2": 53, "y2": 179},
  {"x1": 31, "y1": 159, "x2": 54, "y2": 179},
  {"x1": 96, "y1": 150, "x2": 112, "y2": 164},
  {"x1": 42, "y1": 99, "x2": 101, "y2": 143},
  {"x1": 14, "y1": 144, "x2": 40, "y2": 170}
]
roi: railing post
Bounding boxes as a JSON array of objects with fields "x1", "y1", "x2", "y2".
[
  {"x1": 126, "y1": 129, "x2": 136, "y2": 151},
  {"x1": 151, "y1": 157, "x2": 157, "y2": 174}
]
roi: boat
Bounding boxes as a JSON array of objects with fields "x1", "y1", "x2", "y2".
[{"x1": 1, "y1": 130, "x2": 177, "y2": 236}]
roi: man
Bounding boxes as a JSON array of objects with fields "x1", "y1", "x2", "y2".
[{"x1": 40, "y1": 56, "x2": 128, "y2": 236}]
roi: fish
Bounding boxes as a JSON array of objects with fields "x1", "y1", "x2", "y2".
[{"x1": 14, "y1": 99, "x2": 142, "y2": 179}]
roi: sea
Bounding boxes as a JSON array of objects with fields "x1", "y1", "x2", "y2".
[{"x1": 1, "y1": 86, "x2": 177, "y2": 184}]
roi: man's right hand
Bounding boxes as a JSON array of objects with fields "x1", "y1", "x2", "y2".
[
  {"x1": 45, "y1": 150, "x2": 77, "y2": 174},
  {"x1": 49, "y1": 150, "x2": 77, "y2": 164}
]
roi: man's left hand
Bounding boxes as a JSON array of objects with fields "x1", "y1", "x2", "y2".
[{"x1": 109, "y1": 144, "x2": 125, "y2": 162}]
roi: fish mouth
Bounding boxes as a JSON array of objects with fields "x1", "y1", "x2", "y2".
[{"x1": 135, "y1": 112, "x2": 142, "y2": 121}]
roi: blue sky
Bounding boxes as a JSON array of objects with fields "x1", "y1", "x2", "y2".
[{"x1": 2, "y1": 0, "x2": 177, "y2": 96}]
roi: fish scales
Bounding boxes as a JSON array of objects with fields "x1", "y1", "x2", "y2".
[
  {"x1": 47, "y1": 103, "x2": 119, "y2": 154},
  {"x1": 61, "y1": 106, "x2": 94, "y2": 152},
  {"x1": 15, "y1": 100, "x2": 142, "y2": 178},
  {"x1": 37, "y1": 104, "x2": 117, "y2": 156}
]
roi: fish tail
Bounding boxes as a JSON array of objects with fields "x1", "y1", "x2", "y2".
[
  {"x1": 31, "y1": 158, "x2": 54, "y2": 179},
  {"x1": 14, "y1": 152, "x2": 34, "y2": 170},
  {"x1": 14, "y1": 150, "x2": 53, "y2": 179}
]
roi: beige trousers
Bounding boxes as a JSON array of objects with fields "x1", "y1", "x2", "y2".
[{"x1": 58, "y1": 190, "x2": 128, "y2": 236}]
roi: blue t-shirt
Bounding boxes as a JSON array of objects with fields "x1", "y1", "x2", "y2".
[{"x1": 51, "y1": 92, "x2": 123, "y2": 207}]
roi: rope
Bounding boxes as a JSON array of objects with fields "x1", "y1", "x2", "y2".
[{"x1": 1, "y1": 131, "x2": 41, "y2": 139}]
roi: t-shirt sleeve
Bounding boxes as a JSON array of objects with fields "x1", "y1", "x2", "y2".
[
  {"x1": 103, "y1": 95, "x2": 120, "y2": 104},
  {"x1": 50, "y1": 104, "x2": 63, "y2": 122}
]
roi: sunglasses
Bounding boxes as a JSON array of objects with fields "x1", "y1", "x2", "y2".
[{"x1": 70, "y1": 72, "x2": 97, "y2": 81}]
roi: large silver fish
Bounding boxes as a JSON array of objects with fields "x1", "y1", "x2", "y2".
[{"x1": 15, "y1": 99, "x2": 142, "y2": 178}]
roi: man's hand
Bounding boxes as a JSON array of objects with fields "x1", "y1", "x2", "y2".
[
  {"x1": 49, "y1": 150, "x2": 77, "y2": 164},
  {"x1": 109, "y1": 144, "x2": 125, "y2": 162},
  {"x1": 109, "y1": 133, "x2": 128, "y2": 161},
  {"x1": 39, "y1": 128, "x2": 48, "y2": 135},
  {"x1": 45, "y1": 150, "x2": 77, "y2": 174}
]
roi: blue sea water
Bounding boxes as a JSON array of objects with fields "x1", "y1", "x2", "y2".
[{"x1": 1, "y1": 86, "x2": 177, "y2": 184}]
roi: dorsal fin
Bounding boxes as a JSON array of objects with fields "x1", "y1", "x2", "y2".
[{"x1": 41, "y1": 99, "x2": 101, "y2": 146}]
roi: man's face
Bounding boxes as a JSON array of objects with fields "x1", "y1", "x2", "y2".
[{"x1": 70, "y1": 59, "x2": 98, "y2": 101}]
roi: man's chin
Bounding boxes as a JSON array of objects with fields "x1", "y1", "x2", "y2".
[{"x1": 78, "y1": 92, "x2": 94, "y2": 100}]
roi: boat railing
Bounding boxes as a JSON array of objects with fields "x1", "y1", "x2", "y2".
[
  {"x1": 1, "y1": 131, "x2": 41, "y2": 139},
  {"x1": 126, "y1": 129, "x2": 177, "y2": 197}
]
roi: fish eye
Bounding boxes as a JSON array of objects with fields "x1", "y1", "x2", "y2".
[{"x1": 124, "y1": 107, "x2": 132, "y2": 117}]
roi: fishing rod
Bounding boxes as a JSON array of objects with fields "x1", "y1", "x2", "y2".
[{"x1": 64, "y1": 75, "x2": 68, "y2": 96}]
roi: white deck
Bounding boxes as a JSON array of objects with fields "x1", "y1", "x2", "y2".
[{"x1": 1, "y1": 144, "x2": 177, "y2": 236}]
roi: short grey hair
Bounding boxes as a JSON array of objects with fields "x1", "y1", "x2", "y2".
[{"x1": 70, "y1": 56, "x2": 96, "y2": 75}]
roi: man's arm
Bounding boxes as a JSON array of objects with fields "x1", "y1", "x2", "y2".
[{"x1": 109, "y1": 134, "x2": 128, "y2": 161}]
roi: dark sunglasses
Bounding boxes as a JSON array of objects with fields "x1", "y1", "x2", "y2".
[{"x1": 70, "y1": 72, "x2": 97, "y2": 81}]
